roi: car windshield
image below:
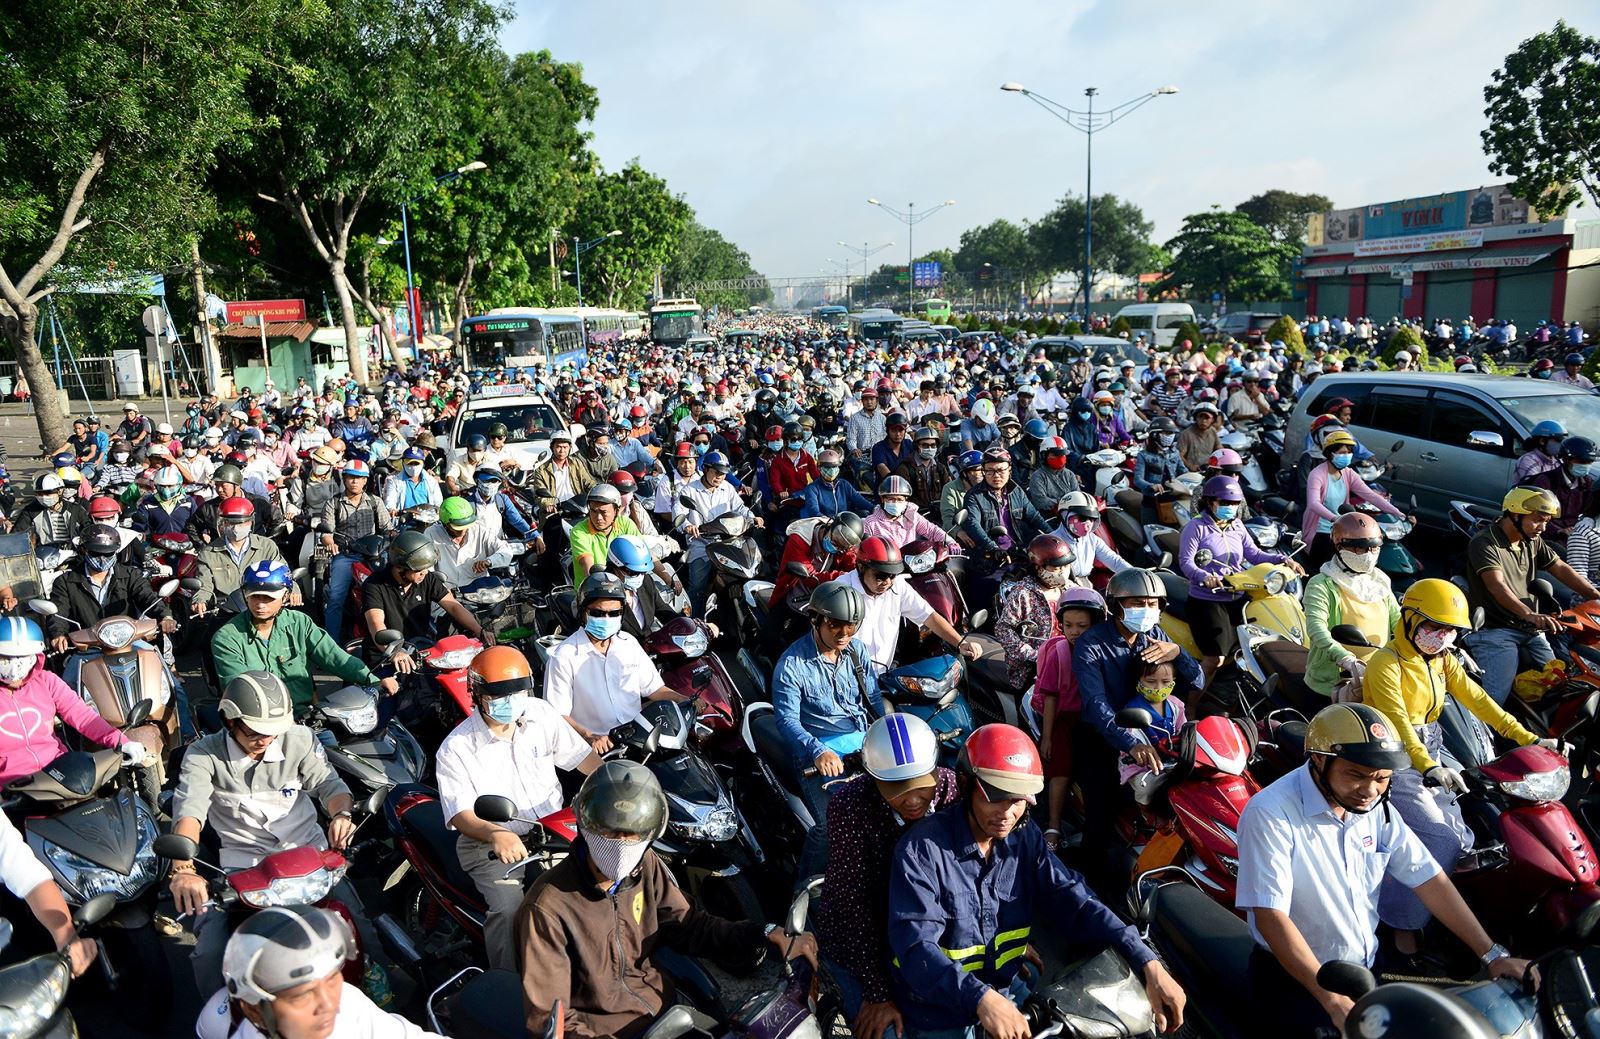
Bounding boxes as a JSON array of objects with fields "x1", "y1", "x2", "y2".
[
  {"x1": 1495, "y1": 391, "x2": 1600, "y2": 438},
  {"x1": 459, "y1": 402, "x2": 563, "y2": 444}
]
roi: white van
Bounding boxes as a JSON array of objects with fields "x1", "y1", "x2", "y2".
[{"x1": 1110, "y1": 302, "x2": 1196, "y2": 348}]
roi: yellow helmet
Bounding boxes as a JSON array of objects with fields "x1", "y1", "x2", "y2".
[
  {"x1": 1503, "y1": 486, "x2": 1560, "y2": 518},
  {"x1": 1320, "y1": 430, "x2": 1357, "y2": 453},
  {"x1": 1400, "y1": 578, "x2": 1473, "y2": 630},
  {"x1": 1305, "y1": 703, "x2": 1409, "y2": 770}
]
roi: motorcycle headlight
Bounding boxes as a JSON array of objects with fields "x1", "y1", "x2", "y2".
[
  {"x1": 1500, "y1": 765, "x2": 1570, "y2": 803},
  {"x1": 98, "y1": 619, "x2": 137, "y2": 651},
  {"x1": 668, "y1": 804, "x2": 738, "y2": 843},
  {"x1": 673, "y1": 630, "x2": 709, "y2": 658},
  {"x1": 1249, "y1": 524, "x2": 1280, "y2": 549},
  {"x1": 465, "y1": 584, "x2": 511, "y2": 605},
  {"x1": 1383, "y1": 522, "x2": 1406, "y2": 541},
  {"x1": 429, "y1": 647, "x2": 478, "y2": 670},
  {"x1": 0, "y1": 954, "x2": 71, "y2": 1038},
  {"x1": 904, "y1": 550, "x2": 935, "y2": 574},
  {"x1": 322, "y1": 697, "x2": 378, "y2": 736},
  {"x1": 1264, "y1": 570, "x2": 1288, "y2": 596},
  {"x1": 237, "y1": 864, "x2": 344, "y2": 909},
  {"x1": 41, "y1": 801, "x2": 160, "y2": 901}
]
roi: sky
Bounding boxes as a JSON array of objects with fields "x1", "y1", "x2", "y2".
[{"x1": 504, "y1": 1, "x2": 1590, "y2": 283}]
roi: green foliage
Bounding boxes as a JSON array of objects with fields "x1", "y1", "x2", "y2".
[
  {"x1": 1170, "y1": 320, "x2": 1206, "y2": 352},
  {"x1": 1263, "y1": 316, "x2": 1305, "y2": 353},
  {"x1": 1481, "y1": 20, "x2": 1600, "y2": 217},
  {"x1": 1063, "y1": 320, "x2": 1083, "y2": 335},
  {"x1": 1029, "y1": 193, "x2": 1162, "y2": 277},
  {"x1": 1156, "y1": 207, "x2": 1297, "y2": 302},
  {"x1": 664, "y1": 221, "x2": 768, "y2": 312},
  {"x1": 1235, "y1": 190, "x2": 1334, "y2": 247},
  {"x1": 1581, "y1": 347, "x2": 1600, "y2": 384},
  {"x1": 570, "y1": 162, "x2": 690, "y2": 308},
  {"x1": 1110, "y1": 316, "x2": 1132, "y2": 338},
  {"x1": 1382, "y1": 325, "x2": 1427, "y2": 365}
]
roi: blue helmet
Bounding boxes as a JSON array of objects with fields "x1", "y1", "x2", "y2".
[
  {"x1": 402, "y1": 447, "x2": 425, "y2": 462},
  {"x1": 959, "y1": 449, "x2": 984, "y2": 471},
  {"x1": 1531, "y1": 420, "x2": 1568, "y2": 439},
  {"x1": 473, "y1": 465, "x2": 503, "y2": 484},
  {"x1": 607, "y1": 534, "x2": 653, "y2": 575},
  {"x1": 1566, "y1": 353, "x2": 1585, "y2": 366},
  {"x1": 0, "y1": 617, "x2": 44, "y2": 656},
  {"x1": 702, "y1": 451, "x2": 730, "y2": 472},
  {"x1": 467, "y1": 433, "x2": 488, "y2": 451},
  {"x1": 242, "y1": 560, "x2": 293, "y2": 595},
  {"x1": 1024, "y1": 418, "x2": 1052, "y2": 440}
]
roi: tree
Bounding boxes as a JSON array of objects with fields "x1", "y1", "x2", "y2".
[
  {"x1": 953, "y1": 220, "x2": 1038, "y2": 307},
  {"x1": 1235, "y1": 190, "x2": 1334, "y2": 247},
  {"x1": 570, "y1": 163, "x2": 691, "y2": 308},
  {"x1": 1383, "y1": 324, "x2": 1427, "y2": 367},
  {"x1": 1156, "y1": 207, "x2": 1298, "y2": 302},
  {"x1": 1027, "y1": 193, "x2": 1162, "y2": 302},
  {"x1": 1482, "y1": 21, "x2": 1600, "y2": 216},
  {"x1": 663, "y1": 221, "x2": 769, "y2": 311},
  {"x1": 235, "y1": 0, "x2": 505, "y2": 384},
  {"x1": 0, "y1": 0, "x2": 267, "y2": 449},
  {"x1": 1263, "y1": 315, "x2": 1305, "y2": 353}
]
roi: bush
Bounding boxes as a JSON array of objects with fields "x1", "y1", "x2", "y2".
[
  {"x1": 1109, "y1": 316, "x2": 1132, "y2": 339},
  {"x1": 1170, "y1": 320, "x2": 1206, "y2": 354},
  {"x1": 1381, "y1": 325, "x2": 1427, "y2": 367},
  {"x1": 1263, "y1": 315, "x2": 1306, "y2": 354},
  {"x1": 1063, "y1": 320, "x2": 1083, "y2": 335}
]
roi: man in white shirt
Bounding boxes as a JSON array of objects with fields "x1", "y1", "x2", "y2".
[
  {"x1": 839, "y1": 536, "x2": 981, "y2": 673},
  {"x1": 436, "y1": 646, "x2": 598, "y2": 970},
  {"x1": 671, "y1": 452, "x2": 762, "y2": 619},
  {"x1": 423, "y1": 497, "x2": 516, "y2": 589},
  {"x1": 544, "y1": 573, "x2": 686, "y2": 751}
]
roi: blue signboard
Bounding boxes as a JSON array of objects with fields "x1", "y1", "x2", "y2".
[{"x1": 912, "y1": 261, "x2": 942, "y2": 288}]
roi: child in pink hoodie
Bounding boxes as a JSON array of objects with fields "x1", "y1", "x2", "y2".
[{"x1": 0, "y1": 618, "x2": 135, "y2": 785}]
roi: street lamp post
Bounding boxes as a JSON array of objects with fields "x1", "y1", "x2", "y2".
[
  {"x1": 836, "y1": 240, "x2": 893, "y2": 310},
  {"x1": 400, "y1": 161, "x2": 486, "y2": 355},
  {"x1": 866, "y1": 199, "x2": 954, "y2": 310},
  {"x1": 1000, "y1": 82, "x2": 1176, "y2": 320},
  {"x1": 572, "y1": 230, "x2": 622, "y2": 307}
]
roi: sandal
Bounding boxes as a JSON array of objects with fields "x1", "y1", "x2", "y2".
[{"x1": 1043, "y1": 828, "x2": 1061, "y2": 849}]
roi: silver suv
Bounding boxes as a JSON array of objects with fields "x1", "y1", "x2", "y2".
[{"x1": 1285, "y1": 372, "x2": 1600, "y2": 528}]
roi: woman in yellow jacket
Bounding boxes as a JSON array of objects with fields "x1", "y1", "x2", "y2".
[{"x1": 1362, "y1": 578, "x2": 1554, "y2": 954}]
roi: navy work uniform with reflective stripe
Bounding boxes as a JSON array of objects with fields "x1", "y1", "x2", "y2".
[{"x1": 888, "y1": 802, "x2": 1157, "y2": 1032}]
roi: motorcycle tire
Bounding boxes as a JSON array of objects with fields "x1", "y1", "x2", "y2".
[
  {"x1": 77, "y1": 922, "x2": 173, "y2": 1032},
  {"x1": 693, "y1": 870, "x2": 764, "y2": 929}
]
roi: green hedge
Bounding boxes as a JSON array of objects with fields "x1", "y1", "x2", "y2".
[
  {"x1": 1381, "y1": 325, "x2": 1427, "y2": 366},
  {"x1": 1263, "y1": 315, "x2": 1305, "y2": 354}
]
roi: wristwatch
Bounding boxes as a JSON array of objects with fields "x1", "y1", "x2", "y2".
[
  {"x1": 332, "y1": 810, "x2": 353, "y2": 822},
  {"x1": 763, "y1": 923, "x2": 779, "y2": 936},
  {"x1": 1481, "y1": 943, "x2": 1509, "y2": 967}
]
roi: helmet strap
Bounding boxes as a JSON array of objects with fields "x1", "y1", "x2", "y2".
[{"x1": 1311, "y1": 755, "x2": 1386, "y2": 816}]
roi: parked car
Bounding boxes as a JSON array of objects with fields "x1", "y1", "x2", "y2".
[
  {"x1": 1286, "y1": 372, "x2": 1600, "y2": 528},
  {"x1": 1207, "y1": 311, "x2": 1284, "y2": 346},
  {"x1": 1035, "y1": 335, "x2": 1149, "y2": 369},
  {"x1": 1111, "y1": 302, "x2": 1196, "y2": 348}
]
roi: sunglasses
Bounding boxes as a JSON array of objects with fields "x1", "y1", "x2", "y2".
[
  {"x1": 588, "y1": 608, "x2": 623, "y2": 618},
  {"x1": 235, "y1": 723, "x2": 276, "y2": 743},
  {"x1": 820, "y1": 617, "x2": 858, "y2": 632}
]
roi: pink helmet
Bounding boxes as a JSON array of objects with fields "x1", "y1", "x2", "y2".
[{"x1": 1206, "y1": 448, "x2": 1243, "y2": 468}]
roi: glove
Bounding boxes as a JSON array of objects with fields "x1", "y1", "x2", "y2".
[
  {"x1": 120, "y1": 742, "x2": 152, "y2": 768},
  {"x1": 1536, "y1": 737, "x2": 1569, "y2": 757},
  {"x1": 1424, "y1": 765, "x2": 1468, "y2": 796},
  {"x1": 1338, "y1": 656, "x2": 1367, "y2": 684}
]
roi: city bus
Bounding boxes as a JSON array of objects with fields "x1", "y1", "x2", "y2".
[
  {"x1": 547, "y1": 306, "x2": 644, "y2": 348},
  {"x1": 648, "y1": 298, "x2": 704, "y2": 345},
  {"x1": 812, "y1": 305, "x2": 849, "y2": 329},
  {"x1": 460, "y1": 309, "x2": 585, "y2": 369},
  {"x1": 911, "y1": 298, "x2": 952, "y2": 322},
  {"x1": 849, "y1": 309, "x2": 904, "y2": 341}
]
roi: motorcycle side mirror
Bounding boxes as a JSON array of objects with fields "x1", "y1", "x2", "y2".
[
  {"x1": 309, "y1": 518, "x2": 326, "y2": 532},
  {"x1": 641, "y1": 1006, "x2": 698, "y2": 1039},
  {"x1": 784, "y1": 561, "x2": 811, "y2": 578},
  {"x1": 1158, "y1": 551, "x2": 1173, "y2": 569},
  {"x1": 0, "y1": 918, "x2": 10, "y2": 954},
  {"x1": 1115, "y1": 707, "x2": 1153, "y2": 729},
  {"x1": 180, "y1": 577, "x2": 203, "y2": 591},
  {"x1": 986, "y1": 527, "x2": 1005, "y2": 540},
  {"x1": 1315, "y1": 960, "x2": 1378, "y2": 1000},
  {"x1": 291, "y1": 567, "x2": 309, "y2": 582},
  {"x1": 969, "y1": 609, "x2": 988, "y2": 629},
  {"x1": 474, "y1": 794, "x2": 517, "y2": 824},
  {"x1": 1330, "y1": 624, "x2": 1372, "y2": 648},
  {"x1": 955, "y1": 508, "x2": 968, "y2": 525},
  {"x1": 366, "y1": 787, "x2": 388, "y2": 816},
  {"x1": 123, "y1": 699, "x2": 151, "y2": 729},
  {"x1": 156, "y1": 578, "x2": 180, "y2": 599},
  {"x1": 1472, "y1": 606, "x2": 1485, "y2": 630},
  {"x1": 153, "y1": 833, "x2": 201, "y2": 862},
  {"x1": 374, "y1": 629, "x2": 404, "y2": 647},
  {"x1": 678, "y1": 494, "x2": 697, "y2": 511},
  {"x1": 72, "y1": 892, "x2": 118, "y2": 933},
  {"x1": 28, "y1": 598, "x2": 56, "y2": 617},
  {"x1": 1194, "y1": 549, "x2": 1213, "y2": 567}
]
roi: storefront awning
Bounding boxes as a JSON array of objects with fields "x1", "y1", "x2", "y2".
[
  {"x1": 1306, "y1": 243, "x2": 1559, "y2": 278},
  {"x1": 218, "y1": 320, "x2": 316, "y2": 342},
  {"x1": 1300, "y1": 261, "x2": 1346, "y2": 278}
]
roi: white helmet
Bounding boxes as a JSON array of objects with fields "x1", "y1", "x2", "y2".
[
  {"x1": 973, "y1": 399, "x2": 997, "y2": 423},
  {"x1": 862, "y1": 714, "x2": 938, "y2": 789},
  {"x1": 154, "y1": 466, "x2": 182, "y2": 488},
  {"x1": 221, "y1": 905, "x2": 356, "y2": 1005}
]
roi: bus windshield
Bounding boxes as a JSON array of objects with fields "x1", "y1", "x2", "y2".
[{"x1": 462, "y1": 316, "x2": 545, "y2": 368}]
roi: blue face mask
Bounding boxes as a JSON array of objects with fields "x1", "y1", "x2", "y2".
[
  {"x1": 622, "y1": 573, "x2": 646, "y2": 590},
  {"x1": 1121, "y1": 606, "x2": 1160, "y2": 634},
  {"x1": 586, "y1": 614, "x2": 622, "y2": 641},
  {"x1": 1331, "y1": 452, "x2": 1353, "y2": 469},
  {"x1": 1213, "y1": 504, "x2": 1239, "y2": 522},
  {"x1": 693, "y1": 443, "x2": 709, "y2": 456},
  {"x1": 821, "y1": 537, "x2": 837, "y2": 555},
  {"x1": 1572, "y1": 463, "x2": 1593, "y2": 478},
  {"x1": 787, "y1": 439, "x2": 804, "y2": 451},
  {"x1": 767, "y1": 440, "x2": 784, "y2": 452},
  {"x1": 483, "y1": 693, "x2": 526, "y2": 725}
]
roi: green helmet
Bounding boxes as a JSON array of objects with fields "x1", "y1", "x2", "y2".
[
  {"x1": 439, "y1": 496, "x2": 477, "y2": 529},
  {"x1": 574, "y1": 760, "x2": 668, "y2": 841},
  {"x1": 487, "y1": 422, "x2": 508, "y2": 439},
  {"x1": 390, "y1": 529, "x2": 439, "y2": 571},
  {"x1": 214, "y1": 464, "x2": 244, "y2": 486}
]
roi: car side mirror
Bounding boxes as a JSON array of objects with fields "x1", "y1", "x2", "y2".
[
  {"x1": 1115, "y1": 707, "x2": 1153, "y2": 729},
  {"x1": 474, "y1": 794, "x2": 516, "y2": 824},
  {"x1": 1468, "y1": 430, "x2": 1503, "y2": 449},
  {"x1": 1315, "y1": 960, "x2": 1378, "y2": 1000}
]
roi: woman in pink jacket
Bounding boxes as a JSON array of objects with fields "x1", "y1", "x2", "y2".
[
  {"x1": 0, "y1": 617, "x2": 142, "y2": 786},
  {"x1": 862, "y1": 476, "x2": 963, "y2": 553},
  {"x1": 1301, "y1": 430, "x2": 1405, "y2": 571}
]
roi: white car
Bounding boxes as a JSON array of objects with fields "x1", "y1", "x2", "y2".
[{"x1": 447, "y1": 387, "x2": 566, "y2": 472}]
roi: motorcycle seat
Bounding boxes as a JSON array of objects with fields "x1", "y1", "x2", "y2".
[
  {"x1": 1114, "y1": 489, "x2": 1144, "y2": 514},
  {"x1": 1149, "y1": 881, "x2": 1256, "y2": 1007},
  {"x1": 1152, "y1": 529, "x2": 1181, "y2": 561},
  {"x1": 1157, "y1": 571, "x2": 1191, "y2": 624},
  {"x1": 1274, "y1": 720, "x2": 1308, "y2": 761},
  {"x1": 749, "y1": 708, "x2": 802, "y2": 795},
  {"x1": 399, "y1": 797, "x2": 481, "y2": 905},
  {"x1": 453, "y1": 970, "x2": 528, "y2": 1039}
]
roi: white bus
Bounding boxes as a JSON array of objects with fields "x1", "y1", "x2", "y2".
[{"x1": 648, "y1": 298, "x2": 704, "y2": 345}]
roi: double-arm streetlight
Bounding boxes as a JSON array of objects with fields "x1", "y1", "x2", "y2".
[
  {"x1": 399, "y1": 161, "x2": 487, "y2": 350},
  {"x1": 836, "y1": 240, "x2": 894, "y2": 309},
  {"x1": 1000, "y1": 82, "x2": 1176, "y2": 316},
  {"x1": 572, "y1": 230, "x2": 622, "y2": 307},
  {"x1": 866, "y1": 199, "x2": 955, "y2": 310}
]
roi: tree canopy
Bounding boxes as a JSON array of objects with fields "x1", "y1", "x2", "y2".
[
  {"x1": 1481, "y1": 20, "x2": 1600, "y2": 215},
  {"x1": 1235, "y1": 190, "x2": 1334, "y2": 247},
  {"x1": 1156, "y1": 207, "x2": 1297, "y2": 302}
]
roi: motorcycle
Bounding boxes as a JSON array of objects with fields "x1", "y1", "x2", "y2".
[
  {"x1": 902, "y1": 535, "x2": 972, "y2": 635},
  {"x1": 34, "y1": 544, "x2": 75, "y2": 597},
  {"x1": 644, "y1": 617, "x2": 745, "y2": 756},
  {"x1": 2, "y1": 741, "x2": 170, "y2": 1025},
  {"x1": 0, "y1": 893, "x2": 115, "y2": 1039},
  {"x1": 879, "y1": 654, "x2": 975, "y2": 756},
  {"x1": 608, "y1": 699, "x2": 766, "y2": 924},
  {"x1": 688, "y1": 504, "x2": 768, "y2": 650},
  {"x1": 1082, "y1": 446, "x2": 1137, "y2": 500},
  {"x1": 307, "y1": 682, "x2": 428, "y2": 811},
  {"x1": 1218, "y1": 430, "x2": 1269, "y2": 499},
  {"x1": 144, "y1": 532, "x2": 199, "y2": 607}
]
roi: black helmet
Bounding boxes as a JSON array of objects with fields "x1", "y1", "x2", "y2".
[
  {"x1": 487, "y1": 422, "x2": 509, "y2": 438},
  {"x1": 828, "y1": 511, "x2": 865, "y2": 550},
  {"x1": 1105, "y1": 568, "x2": 1166, "y2": 602},
  {"x1": 182, "y1": 434, "x2": 202, "y2": 450},
  {"x1": 806, "y1": 579, "x2": 866, "y2": 626},
  {"x1": 782, "y1": 421, "x2": 803, "y2": 440},
  {"x1": 1559, "y1": 436, "x2": 1597, "y2": 464},
  {"x1": 578, "y1": 572, "x2": 627, "y2": 610},
  {"x1": 574, "y1": 760, "x2": 668, "y2": 842},
  {"x1": 389, "y1": 530, "x2": 439, "y2": 571},
  {"x1": 1147, "y1": 416, "x2": 1178, "y2": 435},
  {"x1": 82, "y1": 523, "x2": 121, "y2": 557},
  {"x1": 214, "y1": 464, "x2": 244, "y2": 486},
  {"x1": 755, "y1": 388, "x2": 777, "y2": 409}
]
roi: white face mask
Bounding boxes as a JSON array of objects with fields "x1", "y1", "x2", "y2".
[
  {"x1": 584, "y1": 831, "x2": 650, "y2": 889},
  {"x1": 0, "y1": 655, "x2": 34, "y2": 685},
  {"x1": 1337, "y1": 548, "x2": 1378, "y2": 574}
]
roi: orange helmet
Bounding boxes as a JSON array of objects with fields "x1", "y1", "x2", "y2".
[
  {"x1": 468, "y1": 645, "x2": 534, "y2": 697},
  {"x1": 1330, "y1": 511, "x2": 1381, "y2": 547}
]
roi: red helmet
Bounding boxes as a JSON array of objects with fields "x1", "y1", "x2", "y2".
[
  {"x1": 608, "y1": 470, "x2": 637, "y2": 494},
  {"x1": 226, "y1": 450, "x2": 248, "y2": 467},
  {"x1": 219, "y1": 496, "x2": 256, "y2": 520},
  {"x1": 856, "y1": 535, "x2": 905, "y2": 575},
  {"x1": 958, "y1": 724, "x2": 1044, "y2": 803},
  {"x1": 765, "y1": 424, "x2": 784, "y2": 441},
  {"x1": 1027, "y1": 534, "x2": 1074, "y2": 572},
  {"x1": 1534, "y1": 357, "x2": 1556, "y2": 371},
  {"x1": 87, "y1": 495, "x2": 121, "y2": 520},
  {"x1": 1040, "y1": 436, "x2": 1068, "y2": 454},
  {"x1": 1309, "y1": 414, "x2": 1340, "y2": 434},
  {"x1": 628, "y1": 405, "x2": 647, "y2": 420},
  {"x1": 674, "y1": 442, "x2": 694, "y2": 458},
  {"x1": 1324, "y1": 397, "x2": 1355, "y2": 411}
]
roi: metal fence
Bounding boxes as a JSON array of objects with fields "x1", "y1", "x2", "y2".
[{"x1": 0, "y1": 357, "x2": 121, "y2": 400}]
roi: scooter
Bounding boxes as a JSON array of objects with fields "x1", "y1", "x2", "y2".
[
  {"x1": 0, "y1": 893, "x2": 116, "y2": 1039},
  {"x1": 144, "y1": 532, "x2": 199, "y2": 606},
  {"x1": 1083, "y1": 446, "x2": 1136, "y2": 499},
  {"x1": 608, "y1": 699, "x2": 767, "y2": 924},
  {"x1": 685, "y1": 503, "x2": 768, "y2": 651},
  {"x1": 1218, "y1": 430, "x2": 1269, "y2": 499},
  {"x1": 903, "y1": 535, "x2": 971, "y2": 634},
  {"x1": 878, "y1": 654, "x2": 974, "y2": 756},
  {"x1": 2, "y1": 740, "x2": 170, "y2": 1025},
  {"x1": 644, "y1": 617, "x2": 744, "y2": 756},
  {"x1": 307, "y1": 683, "x2": 428, "y2": 810},
  {"x1": 34, "y1": 544, "x2": 75, "y2": 596}
]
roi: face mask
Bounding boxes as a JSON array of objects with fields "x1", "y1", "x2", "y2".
[
  {"x1": 882, "y1": 501, "x2": 907, "y2": 518},
  {"x1": 1121, "y1": 606, "x2": 1160, "y2": 634},
  {"x1": 767, "y1": 440, "x2": 783, "y2": 452},
  {"x1": 820, "y1": 465, "x2": 840, "y2": 480},
  {"x1": 694, "y1": 443, "x2": 709, "y2": 456},
  {"x1": 405, "y1": 463, "x2": 423, "y2": 477},
  {"x1": 113, "y1": 453, "x2": 129, "y2": 464},
  {"x1": 918, "y1": 447, "x2": 938, "y2": 461},
  {"x1": 467, "y1": 449, "x2": 484, "y2": 462},
  {"x1": 37, "y1": 492, "x2": 60, "y2": 507},
  {"x1": 226, "y1": 521, "x2": 252, "y2": 543},
  {"x1": 1066, "y1": 517, "x2": 1094, "y2": 538},
  {"x1": 1331, "y1": 452, "x2": 1353, "y2": 470},
  {"x1": 622, "y1": 573, "x2": 645, "y2": 590},
  {"x1": 1338, "y1": 548, "x2": 1378, "y2": 574},
  {"x1": 1542, "y1": 440, "x2": 1561, "y2": 457},
  {"x1": 87, "y1": 553, "x2": 116, "y2": 573},
  {"x1": 584, "y1": 831, "x2": 650, "y2": 888},
  {"x1": 586, "y1": 614, "x2": 622, "y2": 641},
  {"x1": 1045, "y1": 454, "x2": 1066, "y2": 471},
  {"x1": 483, "y1": 693, "x2": 526, "y2": 725},
  {"x1": 1138, "y1": 682, "x2": 1176, "y2": 705},
  {"x1": 265, "y1": 435, "x2": 279, "y2": 446},
  {"x1": 1535, "y1": 369, "x2": 1553, "y2": 379},
  {"x1": 157, "y1": 485, "x2": 181, "y2": 502},
  {"x1": 1096, "y1": 405, "x2": 1114, "y2": 418},
  {"x1": 1572, "y1": 463, "x2": 1593, "y2": 478},
  {"x1": 1038, "y1": 568, "x2": 1066, "y2": 589},
  {"x1": 312, "y1": 463, "x2": 332, "y2": 476},
  {"x1": 0, "y1": 656, "x2": 33, "y2": 684},
  {"x1": 1213, "y1": 504, "x2": 1239, "y2": 521},
  {"x1": 1158, "y1": 433, "x2": 1177, "y2": 448},
  {"x1": 787, "y1": 439, "x2": 804, "y2": 451},
  {"x1": 1412, "y1": 625, "x2": 1457, "y2": 656}
]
